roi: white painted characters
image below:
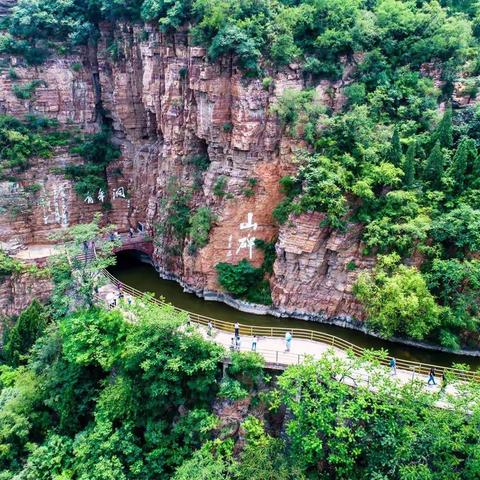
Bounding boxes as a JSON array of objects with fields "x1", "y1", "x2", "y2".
[
  {"x1": 84, "y1": 187, "x2": 126, "y2": 204},
  {"x1": 232, "y1": 212, "x2": 257, "y2": 260},
  {"x1": 239, "y1": 212, "x2": 258, "y2": 231},
  {"x1": 236, "y1": 234, "x2": 256, "y2": 259},
  {"x1": 97, "y1": 189, "x2": 106, "y2": 202},
  {"x1": 112, "y1": 187, "x2": 126, "y2": 199}
]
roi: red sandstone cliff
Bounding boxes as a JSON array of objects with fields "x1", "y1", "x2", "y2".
[{"x1": 0, "y1": 23, "x2": 371, "y2": 320}]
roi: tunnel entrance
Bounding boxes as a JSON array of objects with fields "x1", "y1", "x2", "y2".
[{"x1": 114, "y1": 249, "x2": 153, "y2": 268}]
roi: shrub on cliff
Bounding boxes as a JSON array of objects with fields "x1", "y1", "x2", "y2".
[
  {"x1": 189, "y1": 207, "x2": 215, "y2": 251},
  {"x1": 216, "y1": 259, "x2": 263, "y2": 298},
  {"x1": 64, "y1": 128, "x2": 121, "y2": 199},
  {"x1": 0, "y1": 115, "x2": 68, "y2": 179}
]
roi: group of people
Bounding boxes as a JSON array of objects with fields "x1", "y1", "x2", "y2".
[
  {"x1": 226, "y1": 321, "x2": 293, "y2": 354},
  {"x1": 389, "y1": 357, "x2": 448, "y2": 389}
]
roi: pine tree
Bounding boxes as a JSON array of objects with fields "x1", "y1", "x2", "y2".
[
  {"x1": 403, "y1": 141, "x2": 416, "y2": 188},
  {"x1": 3, "y1": 299, "x2": 47, "y2": 366},
  {"x1": 424, "y1": 141, "x2": 444, "y2": 189},
  {"x1": 436, "y1": 106, "x2": 453, "y2": 149},
  {"x1": 390, "y1": 126, "x2": 402, "y2": 166},
  {"x1": 452, "y1": 137, "x2": 470, "y2": 192}
]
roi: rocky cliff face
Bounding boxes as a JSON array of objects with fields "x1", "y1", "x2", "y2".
[{"x1": 0, "y1": 22, "x2": 370, "y2": 321}]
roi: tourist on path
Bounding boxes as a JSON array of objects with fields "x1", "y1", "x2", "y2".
[
  {"x1": 230, "y1": 337, "x2": 235, "y2": 352},
  {"x1": 440, "y1": 371, "x2": 448, "y2": 393},
  {"x1": 251, "y1": 335, "x2": 257, "y2": 352},
  {"x1": 234, "y1": 321, "x2": 239, "y2": 339},
  {"x1": 207, "y1": 321, "x2": 213, "y2": 336},
  {"x1": 427, "y1": 367, "x2": 436, "y2": 385},
  {"x1": 390, "y1": 357, "x2": 397, "y2": 375},
  {"x1": 285, "y1": 331, "x2": 292, "y2": 352},
  {"x1": 235, "y1": 335, "x2": 241, "y2": 351}
]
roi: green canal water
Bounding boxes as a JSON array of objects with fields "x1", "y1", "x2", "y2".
[{"x1": 109, "y1": 251, "x2": 480, "y2": 369}]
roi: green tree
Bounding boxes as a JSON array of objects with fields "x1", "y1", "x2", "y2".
[
  {"x1": 48, "y1": 214, "x2": 119, "y2": 316},
  {"x1": 354, "y1": 254, "x2": 442, "y2": 340},
  {"x1": 435, "y1": 106, "x2": 453, "y2": 148},
  {"x1": 60, "y1": 308, "x2": 128, "y2": 370},
  {"x1": 451, "y1": 137, "x2": 476, "y2": 192},
  {"x1": 3, "y1": 300, "x2": 48, "y2": 367},
  {"x1": 189, "y1": 207, "x2": 214, "y2": 251},
  {"x1": 424, "y1": 141, "x2": 445, "y2": 189},
  {"x1": 403, "y1": 141, "x2": 416, "y2": 187},
  {"x1": 389, "y1": 126, "x2": 402, "y2": 166},
  {"x1": 216, "y1": 259, "x2": 263, "y2": 298}
]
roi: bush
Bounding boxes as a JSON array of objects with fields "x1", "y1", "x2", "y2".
[
  {"x1": 262, "y1": 76, "x2": 273, "y2": 90},
  {"x1": 0, "y1": 114, "x2": 67, "y2": 177},
  {"x1": 188, "y1": 154, "x2": 210, "y2": 171},
  {"x1": 228, "y1": 351, "x2": 265, "y2": 388},
  {"x1": 12, "y1": 80, "x2": 47, "y2": 100},
  {"x1": 2, "y1": 300, "x2": 48, "y2": 366},
  {"x1": 216, "y1": 259, "x2": 263, "y2": 298},
  {"x1": 213, "y1": 176, "x2": 227, "y2": 197},
  {"x1": 218, "y1": 377, "x2": 248, "y2": 401},
  {"x1": 353, "y1": 254, "x2": 442, "y2": 340},
  {"x1": 222, "y1": 122, "x2": 233, "y2": 133},
  {"x1": 189, "y1": 207, "x2": 214, "y2": 250},
  {"x1": 65, "y1": 128, "x2": 121, "y2": 198}
]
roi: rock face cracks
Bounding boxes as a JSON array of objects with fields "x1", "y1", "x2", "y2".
[{"x1": 0, "y1": 23, "x2": 369, "y2": 322}]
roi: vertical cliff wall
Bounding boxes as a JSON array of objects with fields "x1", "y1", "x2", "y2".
[{"x1": 0, "y1": 22, "x2": 370, "y2": 321}]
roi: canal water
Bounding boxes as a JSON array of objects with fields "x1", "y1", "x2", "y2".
[{"x1": 109, "y1": 251, "x2": 480, "y2": 369}]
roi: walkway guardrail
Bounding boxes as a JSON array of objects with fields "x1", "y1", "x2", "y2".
[{"x1": 101, "y1": 269, "x2": 480, "y2": 382}]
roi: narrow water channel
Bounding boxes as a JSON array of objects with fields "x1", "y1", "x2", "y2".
[{"x1": 109, "y1": 251, "x2": 480, "y2": 369}]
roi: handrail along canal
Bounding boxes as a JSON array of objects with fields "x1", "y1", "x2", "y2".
[{"x1": 102, "y1": 269, "x2": 479, "y2": 382}]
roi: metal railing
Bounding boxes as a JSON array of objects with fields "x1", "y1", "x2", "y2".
[{"x1": 101, "y1": 269, "x2": 480, "y2": 382}]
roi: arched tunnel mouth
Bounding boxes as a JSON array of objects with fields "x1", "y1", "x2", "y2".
[{"x1": 113, "y1": 249, "x2": 153, "y2": 269}]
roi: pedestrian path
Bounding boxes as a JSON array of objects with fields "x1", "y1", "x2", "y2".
[{"x1": 98, "y1": 278, "x2": 474, "y2": 399}]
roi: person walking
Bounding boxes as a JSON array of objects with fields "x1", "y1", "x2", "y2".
[
  {"x1": 389, "y1": 357, "x2": 397, "y2": 375},
  {"x1": 251, "y1": 335, "x2": 257, "y2": 352},
  {"x1": 234, "y1": 321, "x2": 239, "y2": 339},
  {"x1": 207, "y1": 321, "x2": 213, "y2": 336},
  {"x1": 427, "y1": 367, "x2": 436, "y2": 385},
  {"x1": 235, "y1": 335, "x2": 241, "y2": 351},
  {"x1": 285, "y1": 331, "x2": 292, "y2": 352},
  {"x1": 440, "y1": 371, "x2": 448, "y2": 394},
  {"x1": 230, "y1": 337, "x2": 235, "y2": 352}
]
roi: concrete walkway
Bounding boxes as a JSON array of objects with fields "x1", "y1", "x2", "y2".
[{"x1": 98, "y1": 283, "x2": 456, "y2": 399}]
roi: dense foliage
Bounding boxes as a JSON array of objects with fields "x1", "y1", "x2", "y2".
[
  {"x1": 2, "y1": 299, "x2": 479, "y2": 480},
  {"x1": 0, "y1": 115, "x2": 68, "y2": 180},
  {"x1": 188, "y1": 206, "x2": 215, "y2": 253},
  {"x1": 216, "y1": 259, "x2": 272, "y2": 305}
]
